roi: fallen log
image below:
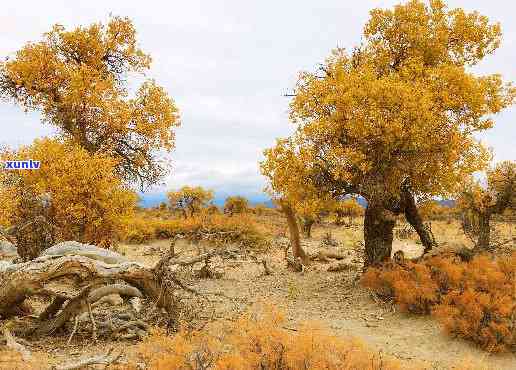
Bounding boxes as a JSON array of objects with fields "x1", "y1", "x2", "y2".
[
  {"x1": 54, "y1": 348, "x2": 122, "y2": 370},
  {"x1": 0, "y1": 241, "x2": 187, "y2": 339}
]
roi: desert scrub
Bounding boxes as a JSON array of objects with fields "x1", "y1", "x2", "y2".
[
  {"x1": 362, "y1": 252, "x2": 516, "y2": 352},
  {"x1": 121, "y1": 213, "x2": 269, "y2": 249},
  {"x1": 127, "y1": 305, "x2": 402, "y2": 370}
]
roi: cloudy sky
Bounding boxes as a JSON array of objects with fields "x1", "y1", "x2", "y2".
[{"x1": 1, "y1": 0, "x2": 514, "y2": 200}]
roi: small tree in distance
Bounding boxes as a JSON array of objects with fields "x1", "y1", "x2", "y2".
[
  {"x1": 458, "y1": 161, "x2": 515, "y2": 250},
  {"x1": 333, "y1": 198, "x2": 364, "y2": 226},
  {"x1": 167, "y1": 186, "x2": 214, "y2": 219},
  {"x1": 224, "y1": 196, "x2": 249, "y2": 216}
]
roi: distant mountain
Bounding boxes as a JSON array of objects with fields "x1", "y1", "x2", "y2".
[
  {"x1": 138, "y1": 192, "x2": 452, "y2": 210},
  {"x1": 138, "y1": 192, "x2": 275, "y2": 209}
]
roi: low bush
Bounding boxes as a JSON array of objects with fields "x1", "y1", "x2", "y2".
[
  {"x1": 122, "y1": 213, "x2": 268, "y2": 249},
  {"x1": 127, "y1": 305, "x2": 402, "y2": 370},
  {"x1": 362, "y1": 253, "x2": 516, "y2": 352}
]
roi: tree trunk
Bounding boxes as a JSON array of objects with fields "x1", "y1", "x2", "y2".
[
  {"x1": 301, "y1": 217, "x2": 314, "y2": 238},
  {"x1": 401, "y1": 189, "x2": 437, "y2": 254},
  {"x1": 363, "y1": 204, "x2": 396, "y2": 268},
  {"x1": 476, "y1": 211, "x2": 491, "y2": 250},
  {"x1": 280, "y1": 202, "x2": 308, "y2": 263}
]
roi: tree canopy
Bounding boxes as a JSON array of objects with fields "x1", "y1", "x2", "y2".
[
  {"x1": 224, "y1": 196, "x2": 249, "y2": 216},
  {"x1": 167, "y1": 186, "x2": 214, "y2": 219},
  {"x1": 0, "y1": 138, "x2": 137, "y2": 258},
  {"x1": 0, "y1": 17, "x2": 180, "y2": 188}
]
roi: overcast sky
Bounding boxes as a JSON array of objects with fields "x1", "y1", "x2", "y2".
[{"x1": 1, "y1": 0, "x2": 514, "y2": 199}]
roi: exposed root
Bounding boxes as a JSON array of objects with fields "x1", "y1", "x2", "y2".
[
  {"x1": 53, "y1": 348, "x2": 122, "y2": 370},
  {"x1": 2, "y1": 325, "x2": 31, "y2": 361}
]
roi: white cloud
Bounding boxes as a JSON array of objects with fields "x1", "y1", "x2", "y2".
[{"x1": 1, "y1": 0, "x2": 514, "y2": 198}]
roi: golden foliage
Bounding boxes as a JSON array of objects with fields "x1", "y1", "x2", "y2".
[
  {"x1": 418, "y1": 200, "x2": 453, "y2": 221},
  {"x1": 223, "y1": 196, "x2": 249, "y2": 216},
  {"x1": 459, "y1": 161, "x2": 515, "y2": 214},
  {"x1": 167, "y1": 186, "x2": 214, "y2": 218},
  {"x1": 332, "y1": 198, "x2": 364, "y2": 225},
  {"x1": 362, "y1": 252, "x2": 516, "y2": 352},
  {"x1": 261, "y1": 0, "x2": 514, "y2": 208},
  {"x1": 130, "y1": 305, "x2": 402, "y2": 370},
  {"x1": 0, "y1": 138, "x2": 137, "y2": 249},
  {"x1": 0, "y1": 17, "x2": 180, "y2": 186}
]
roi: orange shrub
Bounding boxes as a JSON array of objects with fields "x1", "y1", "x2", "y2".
[
  {"x1": 362, "y1": 253, "x2": 516, "y2": 352},
  {"x1": 431, "y1": 254, "x2": 515, "y2": 353},
  {"x1": 361, "y1": 261, "x2": 439, "y2": 314}
]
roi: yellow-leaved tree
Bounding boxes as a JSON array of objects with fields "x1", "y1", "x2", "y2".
[
  {"x1": 262, "y1": 0, "x2": 514, "y2": 267},
  {"x1": 333, "y1": 198, "x2": 364, "y2": 226},
  {"x1": 223, "y1": 196, "x2": 249, "y2": 216},
  {"x1": 261, "y1": 138, "x2": 335, "y2": 261},
  {"x1": 0, "y1": 138, "x2": 137, "y2": 260},
  {"x1": 167, "y1": 186, "x2": 214, "y2": 219},
  {"x1": 458, "y1": 160, "x2": 515, "y2": 250},
  {"x1": 0, "y1": 17, "x2": 180, "y2": 188}
]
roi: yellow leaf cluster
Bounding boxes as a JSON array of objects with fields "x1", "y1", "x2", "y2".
[
  {"x1": 223, "y1": 196, "x2": 249, "y2": 216},
  {"x1": 166, "y1": 186, "x2": 215, "y2": 218},
  {"x1": 0, "y1": 138, "x2": 137, "y2": 247},
  {"x1": 262, "y1": 0, "x2": 514, "y2": 207},
  {"x1": 459, "y1": 160, "x2": 515, "y2": 213}
]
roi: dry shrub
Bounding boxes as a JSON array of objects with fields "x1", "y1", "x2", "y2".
[
  {"x1": 129, "y1": 305, "x2": 401, "y2": 370},
  {"x1": 362, "y1": 253, "x2": 516, "y2": 352},
  {"x1": 431, "y1": 254, "x2": 515, "y2": 352},
  {"x1": 361, "y1": 261, "x2": 439, "y2": 314},
  {"x1": 122, "y1": 213, "x2": 268, "y2": 249},
  {"x1": 0, "y1": 350, "x2": 24, "y2": 370}
]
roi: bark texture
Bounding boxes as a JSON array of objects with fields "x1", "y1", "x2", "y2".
[
  {"x1": 363, "y1": 204, "x2": 396, "y2": 267},
  {"x1": 400, "y1": 187, "x2": 437, "y2": 254},
  {"x1": 280, "y1": 202, "x2": 308, "y2": 264},
  {"x1": 300, "y1": 217, "x2": 315, "y2": 238},
  {"x1": 476, "y1": 211, "x2": 491, "y2": 250}
]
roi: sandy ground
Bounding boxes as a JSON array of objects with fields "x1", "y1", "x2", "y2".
[
  {"x1": 115, "y1": 234, "x2": 515, "y2": 370},
  {"x1": 1, "y1": 221, "x2": 514, "y2": 369}
]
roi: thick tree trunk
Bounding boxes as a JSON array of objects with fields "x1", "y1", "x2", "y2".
[
  {"x1": 280, "y1": 202, "x2": 308, "y2": 263},
  {"x1": 476, "y1": 211, "x2": 491, "y2": 250},
  {"x1": 400, "y1": 190, "x2": 437, "y2": 254},
  {"x1": 363, "y1": 204, "x2": 396, "y2": 268}
]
